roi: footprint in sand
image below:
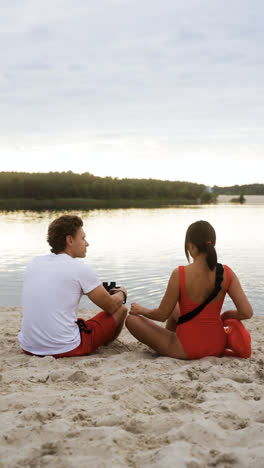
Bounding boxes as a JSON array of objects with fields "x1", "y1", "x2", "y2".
[
  {"x1": 255, "y1": 410, "x2": 264, "y2": 423},
  {"x1": 67, "y1": 370, "x2": 88, "y2": 383},
  {"x1": 81, "y1": 358, "x2": 103, "y2": 368},
  {"x1": 216, "y1": 412, "x2": 248, "y2": 431},
  {"x1": 124, "y1": 418, "x2": 145, "y2": 434},
  {"x1": 255, "y1": 368, "x2": 264, "y2": 381},
  {"x1": 170, "y1": 383, "x2": 205, "y2": 404},
  {"x1": 21, "y1": 408, "x2": 57, "y2": 423},
  {"x1": 41, "y1": 441, "x2": 58, "y2": 456},
  {"x1": 208, "y1": 450, "x2": 238, "y2": 466},
  {"x1": 186, "y1": 369, "x2": 199, "y2": 381},
  {"x1": 72, "y1": 412, "x2": 94, "y2": 426},
  {"x1": 49, "y1": 370, "x2": 64, "y2": 382},
  {"x1": 230, "y1": 374, "x2": 253, "y2": 384},
  {"x1": 27, "y1": 373, "x2": 50, "y2": 383}
]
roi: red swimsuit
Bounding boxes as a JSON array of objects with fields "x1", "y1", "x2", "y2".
[{"x1": 176, "y1": 265, "x2": 231, "y2": 359}]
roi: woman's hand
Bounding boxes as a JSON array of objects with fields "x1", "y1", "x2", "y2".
[{"x1": 130, "y1": 303, "x2": 146, "y2": 315}]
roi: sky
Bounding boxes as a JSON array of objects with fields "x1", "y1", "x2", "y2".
[{"x1": 0, "y1": 0, "x2": 264, "y2": 186}]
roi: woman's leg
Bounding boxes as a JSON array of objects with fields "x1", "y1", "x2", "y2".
[
  {"x1": 166, "y1": 302, "x2": 180, "y2": 331},
  {"x1": 125, "y1": 314, "x2": 188, "y2": 359}
]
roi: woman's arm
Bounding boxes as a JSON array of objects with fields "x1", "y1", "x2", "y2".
[
  {"x1": 221, "y1": 268, "x2": 253, "y2": 321},
  {"x1": 130, "y1": 268, "x2": 180, "y2": 322}
]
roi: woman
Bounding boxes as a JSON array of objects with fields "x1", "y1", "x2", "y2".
[{"x1": 126, "y1": 220, "x2": 253, "y2": 359}]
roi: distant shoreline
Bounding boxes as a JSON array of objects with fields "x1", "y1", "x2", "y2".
[
  {"x1": 1, "y1": 195, "x2": 264, "y2": 211},
  {"x1": 217, "y1": 194, "x2": 264, "y2": 205},
  {"x1": 0, "y1": 198, "x2": 208, "y2": 211}
]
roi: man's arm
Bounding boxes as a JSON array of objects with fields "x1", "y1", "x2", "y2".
[{"x1": 87, "y1": 285, "x2": 127, "y2": 315}]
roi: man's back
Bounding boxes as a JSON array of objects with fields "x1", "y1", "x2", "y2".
[{"x1": 18, "y1": 253, "x2": 100, "y2": 355}]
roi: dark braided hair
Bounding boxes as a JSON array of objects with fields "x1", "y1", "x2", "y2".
[{"x1": 185, "y1": 220, "x2": 217, "y2": 270}]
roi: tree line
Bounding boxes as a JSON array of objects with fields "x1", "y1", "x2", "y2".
[
  {"x1": 0, "y1": 171, "x2": 213, "y2": 203},
  {"x1": 213, "y1": 184, "x2": 264, "y2": 195}
]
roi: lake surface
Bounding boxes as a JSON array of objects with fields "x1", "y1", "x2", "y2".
[{"x1": 0, "y1": 196, "x2": 263, "y2": 316}]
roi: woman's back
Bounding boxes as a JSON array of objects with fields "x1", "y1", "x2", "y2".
[
  {"x1": 176, "y1": 263, "x2": 231, "y2": 359},
  {"x1": 183, "y1": 262, "x2": 228, "y2": 305}
]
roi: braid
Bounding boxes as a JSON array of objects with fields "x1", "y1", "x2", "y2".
[{"x1": 205, "y1": 242, "x2": 217, "y2": 270}]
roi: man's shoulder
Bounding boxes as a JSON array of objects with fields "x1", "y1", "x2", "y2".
[
  {"x1": 33, "y1": 253, "x2": 52, "y2": 260},
  {"x1": 72, "y1": 258, "x2": 97, "y2": 274},
  {"x1": 24, "y1": 255, "x2": 51, "y2": 279},
  {"x1": 54, "y1": 256, "x2": 97, "y2": 275},
  {"x1": 27, "y1": 254, "x2": 97, "y2": 276},
  {"x1": 29, "y1": 254, "x2": 73, "y2": 265},
  {"x1": 27, "y1": 254, "x2": 52, "y2": 266}
]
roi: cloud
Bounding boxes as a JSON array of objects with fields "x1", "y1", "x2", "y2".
[{"x1": 0, "y1": 1, "x2": 264, "y2": 184}]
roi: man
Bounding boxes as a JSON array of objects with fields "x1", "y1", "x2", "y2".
[{"x1": 18, "y1": 215, "x2": 128, "y2": 357}]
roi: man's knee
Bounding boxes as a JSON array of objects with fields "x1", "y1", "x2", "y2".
[
  {"x1": 112, "y1": 306, "x2": 127, "y2": 326},
  {"x1": 125, "y1": 314, "x2": 139, "y2": 332}
]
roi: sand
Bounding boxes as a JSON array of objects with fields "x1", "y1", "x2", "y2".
[{"x1": 0, "y1": 307, "x2": 264, "y2": 468}]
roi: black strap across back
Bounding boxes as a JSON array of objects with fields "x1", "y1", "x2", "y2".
[{"x1": 177, "y1": 263, "x2": 224, "y2": 326}]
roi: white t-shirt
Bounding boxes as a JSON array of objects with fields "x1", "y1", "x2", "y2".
[{"x1": 18, "y1": 253, "x2": 101, "y2": 355}]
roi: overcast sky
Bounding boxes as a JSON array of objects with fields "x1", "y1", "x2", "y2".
[{"x1": 0, "y1": 0, "x2": 263, "y2": 186}]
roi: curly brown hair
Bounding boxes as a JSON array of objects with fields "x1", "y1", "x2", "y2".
[{"x1": 47, "y1": 215, "x2": 83, "y2": 254}]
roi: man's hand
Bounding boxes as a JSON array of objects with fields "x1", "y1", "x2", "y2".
[
  {"x1": 109, "y1": 286, "x2": 127, "y2": 295},
  {"x1": 109, "y1": 286, "x2": 127, "y2": 303},
  {"x1": 87, "y1": 284, "x2": 127, "y2": 314}
]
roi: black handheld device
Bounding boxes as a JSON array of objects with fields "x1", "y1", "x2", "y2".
[
  {"x1": 102, "y1": 281, "x2": 118, "y2": 292},
  {"x1": 102, "y1": 282, "x2": 126, "y2": 304}
]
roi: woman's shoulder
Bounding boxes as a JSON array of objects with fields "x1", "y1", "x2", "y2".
[
  {"x1": 177, "y1": 264, "x2": 192, "y2": 271},
  {"x1": 171, "y1": 265, "x2": 189, "y2": 276},
  {"x1": 171, "y1": 266, "x2": 189, "y2": 287},
  {"x1": 171, "y1": 267, "x2": 180, "y2": 277},
  {"x1": 223, "y1": 264, "x2": 234, "y2": 277},
  {"x1": 222, "y1": 264, "x2": 236, "y2": 291}
]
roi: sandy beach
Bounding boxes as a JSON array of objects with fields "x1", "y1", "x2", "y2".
[{"x1": 1, "y1": 307, "x2": 264, "y2": 468}]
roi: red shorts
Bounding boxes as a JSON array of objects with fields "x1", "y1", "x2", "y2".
[{"x1": 23, "y1": 311, "x2": 116, "y2": 358}]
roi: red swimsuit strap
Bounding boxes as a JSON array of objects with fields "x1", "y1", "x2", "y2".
[
  {"x1": 178, "y1": 266, "x2": 188, "y2": 300},
  {"x1": 224, "y1": 265, "x2": 231, "y2": 292}
]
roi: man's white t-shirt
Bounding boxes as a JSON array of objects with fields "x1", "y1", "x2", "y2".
[{"x1": 18, "y1": 253, "x2": 101, "y2": 355}]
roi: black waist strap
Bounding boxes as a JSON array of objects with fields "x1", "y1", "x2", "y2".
[
  {"x1": 76, "y1": 318, "x2": 92, "y2": 334},
  {"x1": 177, "y1": 263, "x2": 224, "y2": 326}
]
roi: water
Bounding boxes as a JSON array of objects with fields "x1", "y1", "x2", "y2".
[{"x1": 0, "y1": 196, "x2": 263, "y2": 315}]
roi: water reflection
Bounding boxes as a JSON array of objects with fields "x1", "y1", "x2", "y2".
[{"x1": 0, "y1": 201, "x2": 263, "y2": 316}]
